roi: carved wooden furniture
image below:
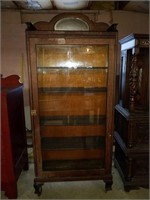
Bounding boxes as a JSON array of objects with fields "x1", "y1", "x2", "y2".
[
  {"x1": 114, "y1": 34, "x2": 149, "y2": 191},
  {"x1": 26, "y1": 13, "x2": 117, "y2": 195},
  {"x1": 1, "y1": 75, "x2": 29, "y2": 199}
]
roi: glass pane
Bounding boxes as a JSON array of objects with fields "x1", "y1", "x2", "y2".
[
  {"x1": 36, "y1": 44, "x2": 108, "y2": 171},
  {"x1": 39, "y1": 92, "x2": 106, "y2": 117},
  {"x1": 41, "y1": 136, "x2": 105, "y2": 150},
  {"x1": 37, "y1": 45, "x2": 108, "y2": 68},
  {"x1": 42, "y1": 159, "x2": 104, "y2": 171},
  {"x1": 38, "y1": 68, "x2": 108, "y2": 88},
  {"x1": 54, "y1": 18, "x2": 89, "y2": 31}
]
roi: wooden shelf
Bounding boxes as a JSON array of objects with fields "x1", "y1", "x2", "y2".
[
  {"x1": 40, "y1": 125, "x2": 106, "y2": 137},
  {"x1": 38, "y1": 87, "x2": 107, "y2": 93},
  {"x1": 42, "y1": 159, "x2": 104, "y2": 171},
  {"x1": 41, "y1": 136, "x2": 105, "y2": 150},
  {"x1": 40, "y1": 115, "x2": 106, "y2": 126}
]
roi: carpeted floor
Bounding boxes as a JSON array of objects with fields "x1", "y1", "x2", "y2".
[{"x1": 1, "y1": 148, "x2": 149, "y2": 199}]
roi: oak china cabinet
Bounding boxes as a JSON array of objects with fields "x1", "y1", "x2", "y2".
[
  {"x1": 1, "y1": 75, "x2": 28, "y2": 199},
  {"x1": 26, "y1": 13, "x2": 117, "y2": 195},
  {"x1": 114, "y1": 34, "x2": 149, "y2": 191}
]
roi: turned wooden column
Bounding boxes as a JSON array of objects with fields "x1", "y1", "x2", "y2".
[{"x1": 129, "y1": 53, "x2": 139, "y2": 112}]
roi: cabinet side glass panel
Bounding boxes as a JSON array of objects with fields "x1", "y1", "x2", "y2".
[{"x1": 36, "y1": 45, "x2": 109, "y2": 171}]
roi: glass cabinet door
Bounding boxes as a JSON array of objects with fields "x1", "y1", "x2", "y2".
[{"x1": 36, "y1": 45, "x2": 109, "y2": 171}]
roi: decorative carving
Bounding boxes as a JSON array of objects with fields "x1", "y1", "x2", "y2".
[
  {"x1": 25, "y1": 13, "x2": 118, "y2": 32},
  {"x1": 107, "y1": 23, "x2": 118, "y2": 32},
  {"x1": 115, "y1": 33, "x2": 149, "y2": 191},
  {"x1": 135, "y1": 159, "x2": 149, "y2": 175},
  {"x1": 25, "y1": 22, "x2": 37, "y2": 31},
  {"x1": 1, "y1": 75, "x2": 22, "y2": 88},
  {"x1": 135, "y1": 123, "x2": 149, "y2": 145},
  {"x1": 139, "y1": 39, "x2": 149, "y2": 46},
  {"x1": 129, "y1": 54, "x2": 139, "y2": 111}
]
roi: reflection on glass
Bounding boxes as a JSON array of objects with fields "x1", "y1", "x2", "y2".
[
  {"x1": 39, "y1": 92, "x2": 107, "y2": 117},
  {"x1": 37, "y1": 45, "x2": 108, "y2": 68},
  {"x1": 37, "y1": 44, "x2": 108, "y2": 120},
  {"x1": 36, "y1": 44, "x2": 108, "y2": 170},
  {"x1": 38, "y1": 68, "x2": 108, "y2": 88},
  {"x1": 54, "y1": 18, "x2": 90, "y2": 31}
]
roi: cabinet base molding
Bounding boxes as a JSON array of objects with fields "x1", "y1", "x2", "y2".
[
  {"x1": 34, "y1": 175, "x2": 113, "y2": 196},
  {"x1": 114, "y1": 132, "x2": 149, "y2": 191}
]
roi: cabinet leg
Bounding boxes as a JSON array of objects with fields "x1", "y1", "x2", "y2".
[
  {"x1": 23, "y1": 151, "x2": 29, "y2": 171},
  {"x1": 104, "y1": 180, "x2": 113, "y2": 192},
  {"x1": 4, "y1": 182, "x2": 17, "y2": 199},
  {"x1": 114, "y1": 159, "x2": 117, "y2": 168},
  {"x1": 124, "y1": 186, "x2": 131, "y2": 192},
  {"x1": 34, "y1": 182, "x2": 43, "y2": 196},
  {"x1": 124, "y1": 185, "x2": 140, "y2": 192},
  {"x1": 23, "y1": 158, "x2": 29, "y2": 171}
]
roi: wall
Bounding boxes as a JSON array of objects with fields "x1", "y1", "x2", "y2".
[
  {"x1": 1, "y1": 10, "x2": 149, "y2": 129},
  {"x1": 1, "y1": 11, "x2": 32, "y2": 129}
]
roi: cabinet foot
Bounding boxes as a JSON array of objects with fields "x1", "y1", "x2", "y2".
[
  {"x1": 124, "y1": 186, "x2": 131, "y2": 192},
  {"x1": 34, "y1": 183, "x2": 43, "y2": 196},
  {"x1": 124, "y1": 185, "x2": 140, "y2": 192},
  {"x1": 23, "y1": 159, "x2": 29, "y2": 171},
  {"x1": 104, "y1": 181, "x2": 113, "y2": 192},
  {"x1": 4, "y1": 183, "x2": 17, "y2": 199}
]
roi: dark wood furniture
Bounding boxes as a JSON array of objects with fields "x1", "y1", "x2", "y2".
[
  {"x1": 26, "y1": 13, "x2": 117, "y2": 195},
  {"x1": 1, "y1": 75, "x2": 28, "y2": 199},
  {"x1": 114, "y1": 34, "x2": 149, "y2": 191}
]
